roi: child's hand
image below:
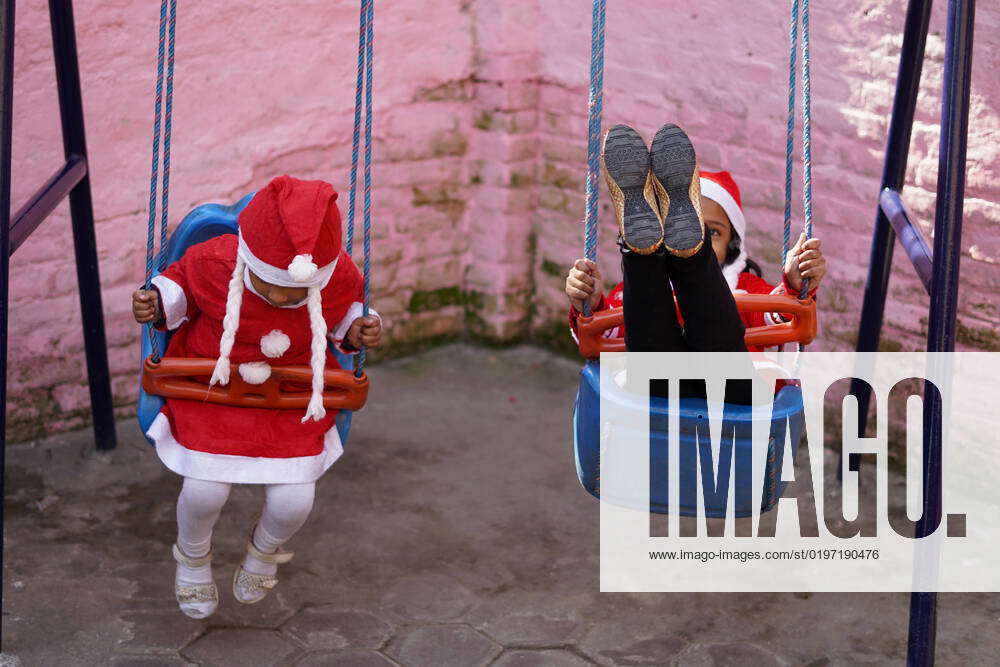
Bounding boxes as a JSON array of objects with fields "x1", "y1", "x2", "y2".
[
  {"x1": 784, "y1": 233, "x2": 826, "y2": 293},
  {"x1": 132, "y1": 289, "x2": 160, "y2": 324},
  {"x1": 347, "y1": 315, "x2": 382, "y2": 349},
  {"x1": 565, "y1": 259, "x2": 604, "y2": 312}
]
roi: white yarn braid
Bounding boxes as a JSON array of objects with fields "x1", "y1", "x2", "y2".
[
  {"x1": 301, "y1": 285, "x2": 328, "y2": 422},
  {"x1": 210, "y1": 255, "x2": 246, "y2": 386}
]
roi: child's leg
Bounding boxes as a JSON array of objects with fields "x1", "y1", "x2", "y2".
[
  {"x1": 666, "y1": 239, "x2": 747, "y2": 352},
  {"x1": 666, "y1": 238, "x2": 757, "y2": 404},
  {"x1": 255, "y1": 482, "x2": 316, "y2": 553},
  {"x1": 622, "y1": 250, "x2": 687, "y2": 353},
  {"x1": 234, "y1": 482, "x2": 316, "y2": 603},
  {"x1": 174, "y1": 477, "x2": 231, "y2": 618}
]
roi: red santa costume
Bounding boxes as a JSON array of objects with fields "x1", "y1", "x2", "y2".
[{"x1": 148, "y1": 175, "x2": 369, "y2": 484}]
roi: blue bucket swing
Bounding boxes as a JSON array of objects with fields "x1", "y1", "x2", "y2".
[
  {"x1": 136, "y1": 0, "x2": 377, "y2": 446},
  {"x1": 572, "y1": 0, "x2": 819, "y2": 517}
]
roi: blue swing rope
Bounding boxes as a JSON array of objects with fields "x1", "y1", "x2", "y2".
[
  {"x1": 143, "y1": 0, "x2": 177, "y2": 363},
  {"x1": 582, "y1": 0, "x2": 606, "y2": 318},
  {"x1": 783, "y1": 0, "x2": 814, "y2": 300},
  {"x1": 345, "y1": 1, "x2": 367, "y2": 258},
  {"x1": 355, "y1": 0, "x2": 375, "y2": 377}
]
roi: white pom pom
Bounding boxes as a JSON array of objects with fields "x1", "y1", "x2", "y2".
[
  {"x1": 260, "y1": 329, "x2": 291, "y2": 358},
  {"x1": 288, "y1": 254, "x2": 318, "y2": 283},
  {"x1": 238, "y1": 361, "x2": 272, "y2": 385},
  {"x1": 301, "y1": 393, "x2": 326, "y2": 423},
  {"x1": 209, "y1": 357, "x2": 231, "y2": 387}
]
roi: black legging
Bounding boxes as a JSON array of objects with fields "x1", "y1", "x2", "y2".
[{"x1": 622, "y1": 236, "x2": 755, "y2": 404}]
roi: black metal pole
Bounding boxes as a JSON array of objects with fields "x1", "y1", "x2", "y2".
[
  {"x1": 0, "y1": 0, "x2": 15, "y2": 650},
  {"x1": 907, "y1": 0, "x2": 975, "y2": 664},
  {"x1": 48, "y1": 0, "x2": 116, "y2": 450},
  {"x1": 849, "y1": 0, "x2": 934, "y2": 436}
]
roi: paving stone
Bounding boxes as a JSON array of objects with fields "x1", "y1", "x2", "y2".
[
  {"x1": 594, "y1": 636, "x2": 687, "y2": 666},
  {"x1": 282, "y1": 607, "x2": 392, "y2": 650},
  {"x1": 493, "y1": 649, "x2": 593, "y2": 666},
  {"x1": 297, "y1": 650, "x2": 398, "y2": 666},
  {"x1": 210, "y1": 589, "x2": 300, "y2": 629},
  {"x1": 679, "y1": 642, "x2": 786, "y2": 667},
  {"x1": 110, "y1": 656, "x2": 195, "y2": 666},
  {"x1": 478, "y1": 610, "x2": 579, "y2": 647},
  {"x1": 181, "y1": 629, "x2": 298, "y2": 666},
  {"x1": 117, "y1": 611, "x2": 203, "y2": 652},
  {"x1": 381, "y1": 574, "x2": 478, "y2": 621},
  {"x1": 386, "y1": 625, "x2": 501, "y2": 667}
]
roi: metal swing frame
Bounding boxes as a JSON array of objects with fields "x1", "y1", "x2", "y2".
[{"x1": 849, "y1": 0, "x2": 976, "y2": 664}]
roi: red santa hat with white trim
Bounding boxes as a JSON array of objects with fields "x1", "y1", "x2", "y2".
[
  {"x1": 209, "y1": 175, "x2": 342, "y2": 423},
  {"x1": 699, "y1": 170, "x2": 747, "y2": 291}
]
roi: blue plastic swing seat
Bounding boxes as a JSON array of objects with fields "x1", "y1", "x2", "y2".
[
  {"x1": 137, "y1": 193, "x2": 355, "y2": 446},
  {"x1": 573, "y1": 360, "x2": 805, "y2": 518}
]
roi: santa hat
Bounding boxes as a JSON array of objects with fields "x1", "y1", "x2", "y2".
[
  {"x1": 210, "y1": 175, "x2": 342, "y2": 423},
  {"x1": 699, "y1": 170, "x2": 747, "y2": 291}
]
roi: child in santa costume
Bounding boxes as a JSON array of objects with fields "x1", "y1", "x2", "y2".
[
  {"x1": 132, "y1": 174, "x2": 382, "y2": 619},
  {"x1": 565, "y1": 123, "x2": 826, "y2": 403}
]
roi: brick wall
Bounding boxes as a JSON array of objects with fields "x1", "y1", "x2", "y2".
[{"x1": 6, "y1": 0, "x2": 998, "y2": 441}]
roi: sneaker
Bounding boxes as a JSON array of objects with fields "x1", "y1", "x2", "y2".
[
  {"x1": 601, "y1": 124, "x2": 663, "y2": 254},
  {"x1": 649, "y1": 123, "x2": 704, "y2": 257}
]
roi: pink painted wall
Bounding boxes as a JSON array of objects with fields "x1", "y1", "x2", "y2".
[{"x1": 6, "y1": 0, "x2": 998, "y2": 440}]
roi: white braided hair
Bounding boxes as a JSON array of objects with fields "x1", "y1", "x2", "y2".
[
  {"x1": 210, "y1": 255, "x2": 246, "y2": 387},
  {"x1": 301, "y1": 285, "x2": 327, "y2": 423}
]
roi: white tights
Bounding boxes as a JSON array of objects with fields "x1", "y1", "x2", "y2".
[
  {"x1": 172, "y1": 478, "x2": 315, "y2": 617},
  {"x1": 176, "y1": 477, "x2": 316, "y2": 558}
]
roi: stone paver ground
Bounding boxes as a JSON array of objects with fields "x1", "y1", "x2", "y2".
[{"x1": 3, "y1": 345, "x2": 998, "y2": 665}]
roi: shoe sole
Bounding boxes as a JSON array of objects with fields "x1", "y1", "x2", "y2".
[
  {"x1": 601, "y1": 124, "x2": 662, "y2": 254},
  {"x1": 650, "y1": 123, "x2": 704, "y2": 257}
]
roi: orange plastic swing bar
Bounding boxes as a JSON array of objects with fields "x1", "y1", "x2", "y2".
[
  {"x1": 576, "y1": 293, "x2": 817, "y2": 359},
  {"x1": 142, "y1": 356, "x2": 369, "y2": 411}
]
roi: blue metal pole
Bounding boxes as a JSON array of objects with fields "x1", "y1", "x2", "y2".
[
  {"x1": 907, "y1": 0, "x2": 975, "y2": 664},
  {"x1": 0, "y1": 0, "x2": 14, "y2": 648},
  {"x1": 850, "y1": 0, "x2": 934, "y2": 437},
  {"x1": 48, "y1": 0, "x2": 116, "y2": 450}
]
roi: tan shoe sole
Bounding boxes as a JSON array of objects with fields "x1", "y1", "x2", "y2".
[
  {"x1": 601, "y1": 124, "x2": 663, "y2": 254},
  {"x1": 650, "y1": 123, "x2": 704, "y2": 258}
]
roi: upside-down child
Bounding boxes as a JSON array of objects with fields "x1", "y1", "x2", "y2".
[
  {"x1": 565, "y1": 123, "x2": 826, "y2": 403},
  {"x1": 133, "y1": 175, "x2": 382, "y2": 618}
]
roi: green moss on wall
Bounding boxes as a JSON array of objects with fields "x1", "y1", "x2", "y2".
[{"x1": 408, "y1": 286, "x2": 464, "y2": 314}]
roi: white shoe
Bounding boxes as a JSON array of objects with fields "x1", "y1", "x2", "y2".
[
  {"x1": 232, "y1": 526, "x2": 294, "y2": 604},
  {"x1": 172, "y1": 544, "x2": 218, "y2": 619}
]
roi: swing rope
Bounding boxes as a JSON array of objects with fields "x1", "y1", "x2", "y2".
[
  {"x1": 582, "y1": 0, "x2": 606, "y2": 318},
  {"x1": 345, "y1": 0, "x2": 367, "y2": 258},
  {"x1": 143, "y1": 0, "x2": 177, "y2": 363},
  {"x1": 351, "y1": 0, "x2": 375, "y2": 378},
  {"x1": 784, "y1": 0, "x2": 814, "y2": 300}
]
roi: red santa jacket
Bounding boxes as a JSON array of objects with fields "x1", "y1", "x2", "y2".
[{"x1": 152, "y1": 234, "x2": 363, "y2": 460}]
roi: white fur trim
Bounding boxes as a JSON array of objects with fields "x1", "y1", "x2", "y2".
[
  {"x1": 238, "y1": 361, "x2": 272, "y2": 384},
  {"x1": 147, "y1": 412, "x2": 343, "y2": 484},
  {"x1": 237, "y1": 233, "x2": 337, "y2": 288},
  {"x1": 288, "y1": 254, "x2": 318, "y2": 283},
  {"x1": 210, "y1": 255, "x2": 246, "y2": 387},
  {"x1": 700, "y1": 177, "x2": 746, "y2": 240},
  {"x1": 721, "y1": 247, "x2": 748, "y2": 291},
  {"x1": 260, "y1": 330, "x2": 291, "y2": 358},
  {"x1": 301, "y1": 285, "x2": 328, "y2": 423},
  {"x1": 150, "y1": 275, "x2": 189, "y2": 330}
]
